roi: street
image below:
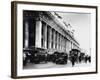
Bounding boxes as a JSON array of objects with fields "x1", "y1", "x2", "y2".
[{"x1": 23, "y1": 61, "x2": 91, "y2": 69}]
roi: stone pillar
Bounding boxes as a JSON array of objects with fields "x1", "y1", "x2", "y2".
[
  {"x1": 53, "y1": 30, "x2": 55, "y2": 49},
  {"x1": 66, "y1": 40, "x2": 67, "y2": 52},
  {"x1": 60, "y1": 35, "x2": 61, "y2": 50},
  {"x1": 64, "y1": 38, "x2": 66, "y2": 51},
  {"x1": 71, "y1": 42, "x2": 73, "y2": 49},
  {"x1": 24, "y1": 20, "x2": 29, "y2": 48},
  {"x1": 35, "y1": 20, "x2": 42, "y2": 48},
  {"x1": 69, "y1": 41, "x2": 72, "y2": 50},
  {"x1": 55, "y1": 31, "x2": 57, "y2": 50},
  {"x1": 44, "y1": 23, "x2": 47, "y2": 48},
  {"x1": 57, "y1": 33, "x2": 59, "y2": 50},
  {"x1": 49, "y1": 27, "x2": 52, "y2": 49},
  {"x1": 67, "y1": 40, "x2": 70, "y2": 51}
]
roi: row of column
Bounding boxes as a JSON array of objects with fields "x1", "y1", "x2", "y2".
[
  {"x1": 24, "y1": 19, "x2": 77, "y2": 52},
  {"x1": 41, "y1": 21, "x2": 73, "y2": 52},
  {"x1": 24, "y1": 19, "x2": 42, "y2": 48}
]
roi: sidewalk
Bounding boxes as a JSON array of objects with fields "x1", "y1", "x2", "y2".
[{"x1": 24, "y1": 61, "x2": 91, "y2": 69}]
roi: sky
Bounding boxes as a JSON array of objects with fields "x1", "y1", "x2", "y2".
[{"x1": 57, "y1": 12, "x2": 91, "y2": 54}]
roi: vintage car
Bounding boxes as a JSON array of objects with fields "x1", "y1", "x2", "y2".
[
  {"x1": 52, "y1": 51, "x2": 68, "y2": 64},
  {"x1": 23, "y1": 47, "x2": 48, "y2": 66},
  {"x1": 69, "y1": 49, "x2": 80, "y2": 63},
  {"x1": 78, "y1": 52, "x2": 85, "y2": 63},
  {"x1": 84, "y1": 55, "x2": 91, "y2": 63},
  {"x1": 33, "y1": 50, "x2": 48, "y2": 64},
  {"x1": 23, "y1": 48, "x2": 33, "y2": 66}
]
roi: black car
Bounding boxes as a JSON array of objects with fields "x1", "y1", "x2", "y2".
[
  {"x1": 52, "y1": 52, "x2": 68, "y2": 64},
  {"x1": 33, "y1": 51, "x2": 48, "y2": 64},
  {"x1": 23, "y1": 47, "x2": 48, "y2": 66},
  {"x1": 69, "y1": 49, "x2": 80, "y2": 63}
]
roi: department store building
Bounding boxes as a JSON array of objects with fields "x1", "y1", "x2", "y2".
[{"x1": 23, "y1": 10, "x2": 80, "y2": 54}]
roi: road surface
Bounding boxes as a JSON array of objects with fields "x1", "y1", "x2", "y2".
[{"x1": 23, "y1": 61, "x2": 91, "y2": 69}]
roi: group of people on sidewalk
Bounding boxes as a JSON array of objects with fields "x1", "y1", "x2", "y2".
[{"x1": 69, "y1": 54, "x2": 91, "y2": 67}]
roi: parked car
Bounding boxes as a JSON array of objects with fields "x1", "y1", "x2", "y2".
[
  {"x1": 33, "y1": 50, "x2": 48, "y2": 64},
  {"x1": 69, "y1": 49, "x2": 80, "y2": 63},
  {"x1": 23, "y1": 49, "x2": 32, "y2": 66},
  {"x1": 52, "y1": 51, "x2": 68, "y2": 64},
  {"x1": 23, "y1": 47, "x2": 48, "y2": 66}
]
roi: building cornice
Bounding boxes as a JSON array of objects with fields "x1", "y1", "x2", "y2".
[{"x1": 46, "y1": 11, "x2": 79, "y2": 46}]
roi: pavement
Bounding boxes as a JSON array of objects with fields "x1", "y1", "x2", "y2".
[{"x1": 23, "y1": 61, "x2": 91, "y2": 69}]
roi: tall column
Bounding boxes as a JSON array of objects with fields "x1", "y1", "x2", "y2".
[
  {"x1": 35, "y1": 20, "x2": 42, "y2": 48},
  {"x1": 24, "y1": 20, "x2": 29, "y2": 48},
  {"x1": 53, "y1": 30, "x2": 55, "y2": 49},
  {"x1": 44, "y1": 23, "x2": 47, "y2": 48},
  {"x1": 64, "y1": 38, "x2": 66, "y2": 51},
  {"x1": 55, "y1": 31, "x2": 57, "y2": 49},
  {"x1": 65, "y1": 40, "x2": 67, "y2": 52},
  {"x1": 49, "y1": 27, "x2": 52, "y2": 49},
  {"x1": 61, "y1": 36, "x2": 62, "y2": 50},
  {"x1": 60, "y1": 35, "x2": 61, "y2": 50},
  {"x1": 71, "y1": 42, "x2": 73, "y2": 49},
  {"x1": 57, "y1": 33, "x2": 59, "y2": 50},
  {"x1": 67, "y1": 40, "x2": 70, "y2": 51},
  {"x1": 63, "y1": 38, "x2": 64, "y2": 51},
  {"x1": 69, "y1": 41, "x2": 72, "y2": 50}
]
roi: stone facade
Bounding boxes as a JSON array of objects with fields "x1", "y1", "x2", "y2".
[{"x1": 23, "y1": 11, "x2": 80, "y2": 54}]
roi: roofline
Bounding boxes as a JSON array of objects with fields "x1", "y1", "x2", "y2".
[{"x1": 46, "y1": 11, "x2": 79, "y2": 45}]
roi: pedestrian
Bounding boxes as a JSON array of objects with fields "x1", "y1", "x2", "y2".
[
  {"x1": 79, "y1": 56, "x2": 82, "y2": 63},
  {"x1": 85, "y1": 55, "x2": 88, "y2": 63},
  {"x1": 70, "y1": 55, "x2": 75, "y2": 67},
  {"x1": 88, "y1": 56, "x2": 91, "y2": 63}
]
